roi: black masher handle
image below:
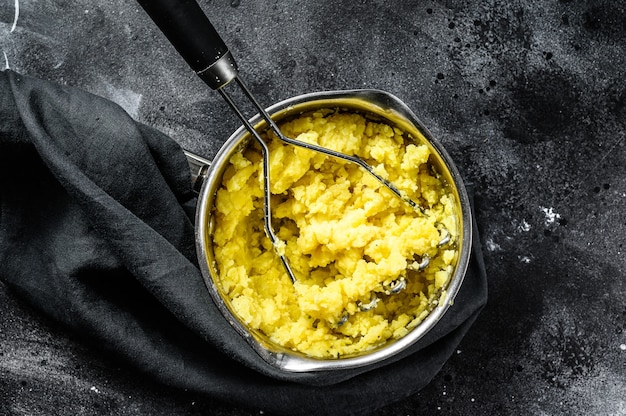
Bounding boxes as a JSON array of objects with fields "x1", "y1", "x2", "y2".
[{"x1": 136, "y1": 0, "x2": 238, "y2": 89}]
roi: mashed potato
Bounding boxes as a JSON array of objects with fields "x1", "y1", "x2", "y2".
[{"x1": 212, "y1": 110, "x2": 459, "y2": 358}]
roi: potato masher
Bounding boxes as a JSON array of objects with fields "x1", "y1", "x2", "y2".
[{"x1": 136, "y1": 0, "x2": 437, "y2": 286}]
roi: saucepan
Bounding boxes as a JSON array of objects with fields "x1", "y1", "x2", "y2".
[{"x1": 136, "y1": 0, "x2": 472, "y2": 372}]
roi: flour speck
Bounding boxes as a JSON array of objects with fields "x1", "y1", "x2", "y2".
[
  {"x1": 518, "y1": 219, "x2": 531, "y2": 232},
  {"x1": 485, "y1": 238, "x2": 501, "y2": 252},
  {"x1": 540, "y1": 206, "x2": 561, "y2": 226}
]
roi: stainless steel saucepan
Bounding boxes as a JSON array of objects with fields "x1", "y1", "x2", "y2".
[{"x1": 136, "y1": 0, "x2": 472, "y2": 372}]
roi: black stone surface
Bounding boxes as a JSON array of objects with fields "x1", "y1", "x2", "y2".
[{"x1": 1, "y1": 0, "x2": 625, "y2": 415}]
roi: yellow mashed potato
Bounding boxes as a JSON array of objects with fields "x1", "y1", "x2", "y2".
[{"x1": 212, "y1": 110, "x2": 459, "y2": 359}]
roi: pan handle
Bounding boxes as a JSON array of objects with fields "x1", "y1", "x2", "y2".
[
  {"x1": 183, "y1": 150, "x2": 212, "y2": 195},
  {"x1": 136, "y1": 0, "x2": 238, "y2": 89}
]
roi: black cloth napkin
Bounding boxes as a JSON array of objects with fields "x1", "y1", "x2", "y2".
[{"x1": 0, "y1": 70, "x2": 487, "y2": 416}]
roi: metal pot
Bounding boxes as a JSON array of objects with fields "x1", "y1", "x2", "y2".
[{"x1": 185, "y1": 89, "x2": 472, "y2": 372}]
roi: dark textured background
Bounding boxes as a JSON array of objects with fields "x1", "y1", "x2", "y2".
[{"x1": 1, "y1": 0, "x2": 625, "y2": 414}]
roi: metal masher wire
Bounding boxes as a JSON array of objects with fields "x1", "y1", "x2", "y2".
[
  {"x1": 218, "y1": 76, "x2": 429, "y2": 284},
  {"x1": 217, "y1": 78, "x2": 297, "y2": 283}
]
